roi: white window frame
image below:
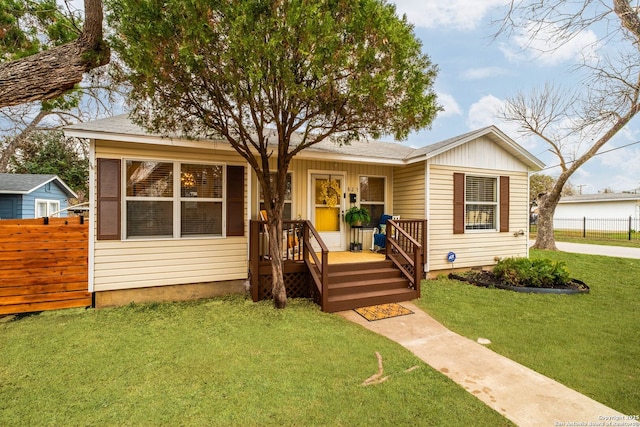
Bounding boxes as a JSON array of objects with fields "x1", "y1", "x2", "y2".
[
  {"x1": 35, "y1": 199, "x2": 60, "y2": 218},
  {"x1": 464, "y1": 175, "x2": 498, "y2": 232},
  {"x1": 358, "y1": 175, "x2": 386, "y2": 228},
  {"x1": 258, "y1": 172, "x2": 294, "y2": 220},
  {"x1": 123, "y1": 159, "x2": 226, "y2": 240}
]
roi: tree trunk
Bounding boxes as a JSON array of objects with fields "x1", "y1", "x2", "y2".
[
  {"x1": 0, "y1": 0, "x2": 109, "y2": 108},
  {"x1": 532, "y1": 188, "x2": 562, "y2": 250},
  {"x1": 268, "y1": 212, "x2": 287, "y2": 309}
]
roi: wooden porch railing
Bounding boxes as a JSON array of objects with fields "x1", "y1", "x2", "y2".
[
  {"x1": 249, "y1": 219, "x2": 328, "y2": 308},
  {"x1": 302, "y1": 220, "x2": 329, "y2": 311},
  {"x1": 249, "y1": 218, "x2": 426, "y2": 309},
  {"x1": 385, "y1": 219, "x2": 425, "y2": 298}
]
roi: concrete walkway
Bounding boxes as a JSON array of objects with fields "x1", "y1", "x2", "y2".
[
  {"x1": 531, "y1": 240, "x2": 640, "y2": 259},
  {"x1": 338, "y1": 302, "x2": 627, "y2": 427}
]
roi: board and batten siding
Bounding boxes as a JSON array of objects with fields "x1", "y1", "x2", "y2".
[
  {"x1": 392, "y1": 162, "x2": 426, "y2": 219},
  {"x1": 428, "y1": 135, "x2": 530, "y2": 172},
  {"x1": 92, "y1": 140, "x2": 248, "y2": 292},
  {"x1": 427, "y1": 164, "x2": 530, "y2": 272}
]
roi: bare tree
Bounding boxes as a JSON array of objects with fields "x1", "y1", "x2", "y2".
[
  {"x1": 0, "y1": 66, "x2": 126, "y2": 172},
  {"x1": 500, "y1": 1, "x2": 640, "y2": 250},
  {"x1": 0, "y1": 0, "x2": 109, "y2": 108}
]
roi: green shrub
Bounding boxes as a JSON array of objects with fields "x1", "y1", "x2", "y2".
[{"x1": 493, "y1": 257, "x2": 570, "y2": 288}]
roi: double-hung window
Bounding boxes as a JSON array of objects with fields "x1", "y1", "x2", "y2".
[
  {"x1": 465, "y1": 176, "x2": 497, "y2": 231},
  {"x1": 125, "y1": 160, "x2": 224, "y2": 238},
  {"x1": 359, "y1": 176, "x2": 385, "y2": 228},
  {"x1": 454, "y1": 172, "x2": 509, "y2": 234},
  {"x1": 259, "y1": 172, "x2": 293, "y2": 220},
  {"x1": 35, "y1": 199, "x2": 60, "y2": 218}
]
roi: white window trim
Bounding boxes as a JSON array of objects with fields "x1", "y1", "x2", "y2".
[
  {"x1": 258, "y1": 172, "x2": 294, "y2": 220},
  {"x1": 464, "y1": 174, "x2": 499, "y2": 233},
  {"x1": 122, "y1": 159, "x2": 227, "y2": 240},
  {"x1": 358, "y1": 174, "x2": 386, "y2": 227},
  {"x1": 35, "y1": 199, "x2": 60, "y2": 218}
]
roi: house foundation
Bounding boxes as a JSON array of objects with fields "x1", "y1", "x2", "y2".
[{"x1": 93, "y1": 280, "x2": 247, "y2": 309}]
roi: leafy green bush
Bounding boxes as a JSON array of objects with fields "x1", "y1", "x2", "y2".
[{"x1": 493, "y1": 257, "x2": 570, "y2": 288}]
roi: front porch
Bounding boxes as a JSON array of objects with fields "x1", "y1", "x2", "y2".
[{"x1": 249, "y1": 219, "x2": 427, "y2": 312}]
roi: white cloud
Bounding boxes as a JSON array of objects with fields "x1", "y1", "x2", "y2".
[
  {"x1": 391, "y1": 0, "x2": 506, "y2": 30},
  {"x1": 437, "y1": 92, "x2": 462, "y2": 117},
  {"x1": 500, "y1": 22, "x2": 600, "y2": 67},
  {"x1": 467, "y1": 94, "x2": 504, "y2": 129},
  {"x1": 466, "y1": 94, "x2": 540, "y2": 151},
  {"x1": 460, "y1": 67, "x2": 510, "y2": 80}
]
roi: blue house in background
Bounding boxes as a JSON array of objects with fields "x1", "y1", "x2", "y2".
[{"x1": 0, "y1": 174, "x2": 77, "y2": 219}]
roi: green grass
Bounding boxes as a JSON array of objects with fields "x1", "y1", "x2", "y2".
[
  {"x1": 416, "y1": 249, "x2": 640, "y2": 415},
  {"x1": 0, "y1": 296, "x2": 512, "y2": 426},
  {"x1": 530, "y1": 230, "x2": 640, "y2": 248}
]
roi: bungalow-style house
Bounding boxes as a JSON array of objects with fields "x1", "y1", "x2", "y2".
[
  {"x1": 0, "y1": 174, "x2": 77, "y2": 219},
  {"x1": 64, "y1": 115, "x2": 544, "y2": 311}
]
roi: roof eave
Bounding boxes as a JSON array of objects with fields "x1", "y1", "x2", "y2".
[{"x1": 65, "y1": 128, "x2": 407, "y2": 166}]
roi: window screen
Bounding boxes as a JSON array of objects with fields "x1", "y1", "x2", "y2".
[
  {"x1": 465, "y1": 176, "x2": 497, "y2": 230},
  {"x1": 359, "y1": 176, "x2": 385, "y2": 228}
]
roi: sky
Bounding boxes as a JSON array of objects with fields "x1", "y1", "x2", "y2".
[
  {"x1": 389, "y1": 0, "x2": 640, "y2": 195},
  {"x1": 59, "y1": 0, "x2": 640, "y2": 194}
]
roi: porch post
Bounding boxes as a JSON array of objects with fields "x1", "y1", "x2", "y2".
[{"x1": 249, "y1": 220, "x2": 260, "y2": 302}]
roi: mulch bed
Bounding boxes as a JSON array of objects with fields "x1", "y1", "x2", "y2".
[{"x1": 448, "y1": 271, "x2": 590, "y2": 294}]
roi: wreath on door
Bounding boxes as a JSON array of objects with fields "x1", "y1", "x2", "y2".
[{"x1": 319, "y1": 179, "x2": 341, "y2": 207}]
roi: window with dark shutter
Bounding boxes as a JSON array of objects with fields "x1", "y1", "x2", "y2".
[
  {"x1": 453, "y1": 173, "x2": 465, "y2": 234},
  {"x1": 226, "y1": 165, "x2": 245, "y2": 236},
  {"x1": 97, "y1": 158, "x2": 121, "y2": 240},
  {"x1": 454, "y1": 173, "x2": 510, "y2": 233},
  {"x1": 500, "y1": 176, "x2": 510, "y2": 232}
]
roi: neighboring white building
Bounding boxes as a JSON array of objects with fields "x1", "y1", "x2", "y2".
[{"x1": 555, "y1": 193, "x2": 640, "y2": 219}]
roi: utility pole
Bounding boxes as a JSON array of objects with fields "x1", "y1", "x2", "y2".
[{"x1": 577, "y1": 184, "x2": 586, "y2": 195}]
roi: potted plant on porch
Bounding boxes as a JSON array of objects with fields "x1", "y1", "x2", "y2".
[{"x1": 345, "y1": 206, "x2": 371, "y2": 227}]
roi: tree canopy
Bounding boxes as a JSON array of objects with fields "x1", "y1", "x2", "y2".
[
  {"x1": 9, "y1": 130, "x2": 89, "y2": 199},
  {"x1": 107, "y1": 0, "x2": 440, "y2": 308}
]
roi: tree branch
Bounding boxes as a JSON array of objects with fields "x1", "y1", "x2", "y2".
[{"x1": 0, "y1": 0, "x2": 109, "y2": 108}]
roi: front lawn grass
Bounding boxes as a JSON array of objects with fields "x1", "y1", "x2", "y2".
[
  {"x1": 0, "y1": 296, "x2": 512, "y2": 426},
  {"x1": 416, "y1": 249, "x2": 640, "y2": 415},
  {"x1": 530, "y1": 231, "x2": 640, "y2": 248}
]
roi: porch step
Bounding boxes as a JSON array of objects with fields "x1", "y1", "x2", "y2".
[
  {"x1": 324, "y1": 260, "x2": 416, "y2": 313},
  {"x1": 326, "y1": 288, "x2": 417, "y2": 313}
]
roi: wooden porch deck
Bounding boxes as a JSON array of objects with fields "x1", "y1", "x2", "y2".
[{"x1": 249, "y1": 219, "x2": 427, "y2": 312}]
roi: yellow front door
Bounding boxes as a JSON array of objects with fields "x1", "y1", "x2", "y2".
[{"x1": 312, "y1": 174, "x2": 344, "y2": 250}]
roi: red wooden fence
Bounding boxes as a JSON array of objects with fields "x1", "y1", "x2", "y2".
[{"x1": 0, "y1": 217, "x2": 91, "y2": 315}]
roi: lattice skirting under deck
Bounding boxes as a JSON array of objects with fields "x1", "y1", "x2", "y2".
[{"x1": 256, "y1": 271, "x2": 312, "y2": 300}]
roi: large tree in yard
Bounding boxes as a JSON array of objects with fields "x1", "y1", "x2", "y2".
[
  {"x1": 106, "y1": 0, "x2": 439, "y2": 308},
  {"x1": 501, "y1": 1, "x2": 640, "y2": 250},
  {"x1": 0, "y1": 0, "x2": 109, "y2": 108}
]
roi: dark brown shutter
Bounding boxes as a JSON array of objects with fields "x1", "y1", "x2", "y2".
[
  {"x1": 500, "y1": 176, "x2": 510, "y2": 233},
  {"x1": 97, "y1": 158, "x2": 121, "y2": 240},
  {"x1": 453, "y1": 173, "x2": 465, "y2": 234},
  {"x1": 226, "y1": 165, "x2": 245, "y2": 236}
]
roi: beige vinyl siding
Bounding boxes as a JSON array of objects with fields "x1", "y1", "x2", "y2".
[
  {"x1": 430, "y1": 136, "x2": 530, "y2": 172},
  {"x1": 392, "y1": 162, "x2": 425, "y2": 219},
  {"x1": 93, "y1": 140, "x2": 248, "y2": 292},
  {"x1": 250, "y1": 157, "x2": 395, "y2": 250},
  {"x1": 428, "y1": 164, "x2": 529, "y2": 272}
]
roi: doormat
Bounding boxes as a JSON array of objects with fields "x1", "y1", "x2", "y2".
[{"x1": 354, "y1": 303, "x2": 413, "y2": 321}]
